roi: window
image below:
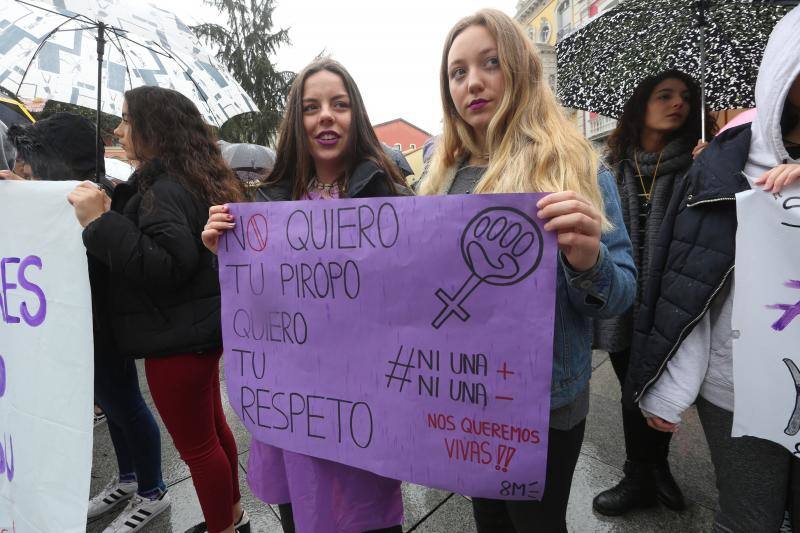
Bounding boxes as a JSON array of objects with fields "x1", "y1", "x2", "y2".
[
  {"x1": 557, "y1": 0, "x2": 571, "y2": 31},
  {"x1": 410, "y1": 144, "x2": 416, "y2": 150},
  {"x1": 556, "y1": 1, "x2": 573, "y2": 40},
  {"x1": 589, "y1": 0, "x2": 600, "y2": 17},
  {"x1": 599, "y1": 0, "x2": 618, "y2": 13},
  {"x1": 539, "y1": 19, "x2": 551, "y2": 43},
  {"x1": 394, "y1": 143, "x2": 402, "y2": 151}
]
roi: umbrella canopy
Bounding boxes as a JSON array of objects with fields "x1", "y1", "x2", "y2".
[
  {"x1": 556, "y1": 0, "x2": 795, "y2": 119},
  {"x1": 221, "y1": 142, "x2": 275, "y2": 188},
  {"x1": 0, "y1": 0, "x2": 257, "y2": 127},
  {"x1": 222, "y1": 143, "x2": 275, "y2": 172},
  {"x1": 0, "y1": 96, "x2": 35, "y2": 126}
]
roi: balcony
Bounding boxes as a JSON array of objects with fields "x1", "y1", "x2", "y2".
[
  {"x1": 556, "y1": 24, "x2": 573, "y2": 42},
  {"x1": 586, "y1": 114, "x2": 617, "y2": 140}
]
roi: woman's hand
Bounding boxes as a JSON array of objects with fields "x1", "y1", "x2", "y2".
[
  {"x1": 754, "y1": 163, "x2": 800, "y2": 193},
  {"x1": 692, "y1": 139, "x2": 709, "y2": 159},
  {"x1": 67, "y1": 181, "x2": 111, "y2": 227},
  {"x1": 646, "y1": 416, "x2": 679, "y2": 433},
  {"x1": 0, "y1": 170, "x2": 26, "y2": 181},
  {"x1": 537, "y1": 191, "x2": 602, "y2": 272},
  {"x1": 201, "y1": 204, "x2": 236, "y2": 255}
]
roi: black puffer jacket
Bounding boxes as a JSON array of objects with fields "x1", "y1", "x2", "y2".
[
  {"x1": 83, "y1": 164, "x2": 221, "y2": 358},
  {"x1": 623, "y1": 124, "x2": 752, "y2": 408}
]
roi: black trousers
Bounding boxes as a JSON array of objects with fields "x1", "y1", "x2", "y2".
[
  {"x1": 472, "y1": 418, "x2": 587, "y2": 533},
  {"x1": 276, "y1": 503, "x2": 402, "y2": 533},
  {"x1": 609, "y1": 348, "x2": 672, "y2": 464}
]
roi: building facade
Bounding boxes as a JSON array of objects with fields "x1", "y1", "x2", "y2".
[
  {"x1": 515, "y1": 0, "x2": 621, "y2": 150},
  {"x1": 373, "y1": 118, "x2": 432, "y2": 153}
]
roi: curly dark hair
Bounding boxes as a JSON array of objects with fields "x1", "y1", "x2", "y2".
[
  {"x1": 266, "y1": 58, "x2": 406, "y2": 199},
  {"x1": 123, "y1": 86, "x2": 243, "y2": 205},
  {"x1": 606, "y1": 70, "x2": 718, "y2": 166}
]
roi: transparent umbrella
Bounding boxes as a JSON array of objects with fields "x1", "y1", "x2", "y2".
[{"x1": 0, "y1": 0, "x2": 258, "y2": 184}]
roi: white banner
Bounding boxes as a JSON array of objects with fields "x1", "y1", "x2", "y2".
[
  {"x1": 732, "y1": 181, "x2": 800, "y2": 452},
  {"x1": 0, "y1": 181, "x2": 93, "y2": 532}
]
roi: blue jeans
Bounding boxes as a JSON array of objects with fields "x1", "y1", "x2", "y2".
[{"x1": 94, "y1": 355, "x2": 166, "y2": 494}]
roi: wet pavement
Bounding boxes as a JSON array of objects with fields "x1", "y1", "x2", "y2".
[{"x1": 87, "y1": 352, "x2": 717, "y2": 532}]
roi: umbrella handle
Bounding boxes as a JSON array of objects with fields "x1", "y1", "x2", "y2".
[
  {"x1": 698, "y1": 0, "x2": 707, "y2": 143},
  {"x1": 95, "y1": 22, "x2": 106, "y2": 185}
]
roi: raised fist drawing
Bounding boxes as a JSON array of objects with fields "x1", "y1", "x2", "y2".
[{"x1": 432, "y1": 207, "x2": 544, "y2": 329}]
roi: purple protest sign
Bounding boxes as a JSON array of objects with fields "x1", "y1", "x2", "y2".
[{"x1": 219, "y1": 193, "x2": 556, "y2": 500}]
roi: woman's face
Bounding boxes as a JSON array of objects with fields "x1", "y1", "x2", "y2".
[
  {"x1": 14, "y1": 158, "x2": 33, "y2": 179},
  {"x1": 302, "y1": 70, "x2": 352, "y2": 170},
  {"x1": 113, "y1": 99, "x2": 136, "y2": 161},
  {"x1": 447, "y1": 24, "x2": 506, "y2": 141},
  {"x1": 643, "y1": 78, "x2": 691, "y2": 135}
]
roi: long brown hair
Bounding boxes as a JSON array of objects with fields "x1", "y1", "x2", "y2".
[
  {"x1": 124, "y1": 86, "x2": 244, "y2": 205},
  {"x1": 419, "y1": 10, "x2": 608, "y2": 228},
  {"x1": 265, "y1": 58, "x2": 405, "y2": 199},
  {"x1": 606, "y1": 70, "x2": 718, "y2": 166}
]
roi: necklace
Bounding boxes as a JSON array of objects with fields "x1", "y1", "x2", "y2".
[
  {"x1": 309, "y1": 178, "x2": 338, "y2": 191},
  {"x1": 634, "y1": 149, "x2": 663, "y2": 203}
]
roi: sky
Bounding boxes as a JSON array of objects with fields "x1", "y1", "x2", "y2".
[{"x1": 170, "y1": 0, "x2": 518, "y2": 136}]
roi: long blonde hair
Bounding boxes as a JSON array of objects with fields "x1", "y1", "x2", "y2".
[{"x1": 419, "y1": 9, "x2": 607, "y2": 227}]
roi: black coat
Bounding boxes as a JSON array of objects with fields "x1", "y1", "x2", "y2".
[
  {"x1": 83, "y1": 167, "x2": 221, "y2": 358},
  {"x1": 254, "y1": 159, "x2": 412, "y2": 201},
  {"x1": 623, "y1": 124, "x2": 752, "y2": 408}
]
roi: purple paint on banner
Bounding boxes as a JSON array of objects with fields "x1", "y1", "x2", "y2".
[
  {"x1": 0, "y1": 254, "x2": 46, "y2": 327},
  {"x1": 219, "y1": 194, "x2": 557, "y2": 500},
  {"x1": 18, "y1": 255, "x2": 46, "y2": 327},
  {"x1": 768, "y1": 280, "x2": 800, "y2": 331},
  {"x1": 0, "y1": 354, "x2": 11, "y2": 483}
]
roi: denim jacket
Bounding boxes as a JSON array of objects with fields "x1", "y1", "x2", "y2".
[{"x1": 550, "y1": 167, "x2": 636, "y2": 409}]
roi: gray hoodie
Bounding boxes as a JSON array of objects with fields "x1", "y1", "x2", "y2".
[
  {"x1": 640, "y1": 6, "x2": 800, "y2": 423},
  {"x1": 744, "y1": 6, "x2": 800, "y2": 177}
]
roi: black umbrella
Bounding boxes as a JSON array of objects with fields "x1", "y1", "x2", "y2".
[{"x1": 556, "y1": 0, "x2": 797, "y2": 138}]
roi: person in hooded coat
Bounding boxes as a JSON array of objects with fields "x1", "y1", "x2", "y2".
[{"x1": 624, "y1": 7, "x2": 800, "y2": 533}]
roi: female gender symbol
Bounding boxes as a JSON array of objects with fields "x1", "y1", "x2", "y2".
[{"x1": 431, "y1": 207, "x2": 544, "y2": 329}]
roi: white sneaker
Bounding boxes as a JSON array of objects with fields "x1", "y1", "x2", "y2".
[
  {"x1": 88, "y1": 478, "x2": 138, "y2": 519},
  {"x1": 102, "y1": 491, "x2": 171, "y2": 533}
]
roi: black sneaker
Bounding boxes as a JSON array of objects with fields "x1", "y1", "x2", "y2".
[{"x1": 184, "y1": 510, "x2": 251, "y2": 533}]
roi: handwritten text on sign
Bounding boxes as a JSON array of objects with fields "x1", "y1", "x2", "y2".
[
  {"x1": 733, "y1": 184, "x2": 800, "y2": 453},
  {"x1": 220, "y1": 194, "x2": 557, "y2": 499}
]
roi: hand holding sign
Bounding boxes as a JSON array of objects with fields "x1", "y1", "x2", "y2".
[
  {"x1": 537, "y1": 191, "x2": 603, "y2": 272},
  {"x1": 202, "y1": 204, "x2": 236, "y2": 255},
  {"x1": 432, "y1": 207, "x2": 543, "y2": 329}
]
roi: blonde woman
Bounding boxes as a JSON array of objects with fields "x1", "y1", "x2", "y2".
[{"x1": 419, "y1": 10, "x2": 636, "y2": 532}]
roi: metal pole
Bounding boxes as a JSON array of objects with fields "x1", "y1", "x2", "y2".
[
  {"x1": 698, "y1": 0, "x2": 707, "y2": 142},
  {"x1": 95, "y1": 22, "x2": 105, "y2": 184}
]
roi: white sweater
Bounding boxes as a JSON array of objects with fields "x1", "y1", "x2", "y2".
[{"x1": 640, "y1": 279, "x2": 735, "y2": 424}]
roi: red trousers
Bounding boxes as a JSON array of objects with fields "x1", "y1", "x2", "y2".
[{"x1": 145, "y1": 349, "x2": 241, "y2": 532}]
